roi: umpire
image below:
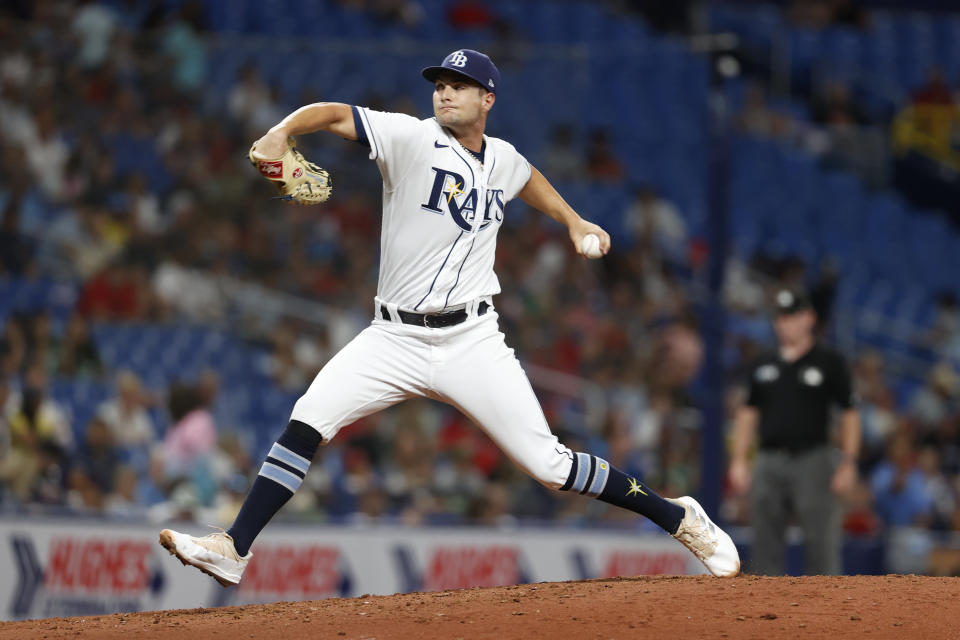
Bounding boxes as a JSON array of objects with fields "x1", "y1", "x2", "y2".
[{"x1": 729, "y1": 288, "x2": 861, "y2": 575}]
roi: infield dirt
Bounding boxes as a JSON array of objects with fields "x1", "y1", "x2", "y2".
[{"x1": 0, "y1": 574, "x2": 956, "y2": 639}]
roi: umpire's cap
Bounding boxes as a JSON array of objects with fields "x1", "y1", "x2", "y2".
[
  {"x1": 773, "y1": 288, "x2": 813, "y2": 315},
  {"x1": 422, "y1": 49, "x2": 501, "y2": 93}
]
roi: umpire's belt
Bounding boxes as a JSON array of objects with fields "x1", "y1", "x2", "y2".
[{"x1": 379, "y1": 300, "x2": 490, "y2": 328}]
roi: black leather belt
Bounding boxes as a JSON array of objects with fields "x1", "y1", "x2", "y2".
[
  {"x1": 382, "y1": 301, "x2": 489, "y2": 328},
  {"x1": 759, "y1": 443, "x2": 827, "y2": 456}
]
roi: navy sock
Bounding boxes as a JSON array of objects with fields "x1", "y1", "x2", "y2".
[
  {"x1": 227, "y1": 420, "x2": 322, "y2": 556},
  {"x1": 559, "y1": 452, "x2": 685, "y2": 534}
]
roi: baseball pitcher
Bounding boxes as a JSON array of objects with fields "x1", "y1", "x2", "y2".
[{"x1": 160, "y1": 50, "x2": 739, "y2": 584}]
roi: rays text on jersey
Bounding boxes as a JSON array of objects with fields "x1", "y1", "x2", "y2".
[{"x1": 420, "y1": 167, "x2": 505, "y2": 232}]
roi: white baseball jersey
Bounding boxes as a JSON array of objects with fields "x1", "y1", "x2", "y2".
[
  {"x1": 290, "y1": 105, "x2": 575, "y2": 492},
  {"x1": 352, "y1": 107, "x2": 532, "y2": 312}
]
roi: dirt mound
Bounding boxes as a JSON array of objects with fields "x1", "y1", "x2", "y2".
[{"x1": 1, "y1": 575, "x2": 957, "y2": 639}]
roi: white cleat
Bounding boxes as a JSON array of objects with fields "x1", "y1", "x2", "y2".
[
  {"x1": 668, "y1": 496, "x2": 741, "y2": 577},
  {"x1": 158, "y1": 528, "x2": 251, "y2": 587}
]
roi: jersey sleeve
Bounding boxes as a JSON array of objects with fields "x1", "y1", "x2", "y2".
[
  {"x1": 352, "y1": 106, "x2": 429, "y2": 190},
  {"x1": 497, "y1": 141, "x2": 532, "y2": 201},
  {"x1": 829, "y1": 352, "x2": 856, "y2": 409}
]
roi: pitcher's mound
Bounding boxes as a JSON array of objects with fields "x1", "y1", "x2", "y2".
[{"x1": 1, "y1": 575, "x2": 957, "y2": 639}]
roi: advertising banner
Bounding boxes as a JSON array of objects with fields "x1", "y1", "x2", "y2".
[{"x1": 0, "y1": 518, "x2": 703, "y2": 621}]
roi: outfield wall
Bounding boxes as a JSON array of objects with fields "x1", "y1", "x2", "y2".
[{"x1": 0, "y1": 518, "x2": 702, "y2": 621}]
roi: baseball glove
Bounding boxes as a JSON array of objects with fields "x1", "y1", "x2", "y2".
[{"x1": 248, "y1": 137, "x2": 332, "y2": 205}]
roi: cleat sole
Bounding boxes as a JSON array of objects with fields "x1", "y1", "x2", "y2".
[{"x1": 158, "y1": 529, "x2": 237, "y2": 588}]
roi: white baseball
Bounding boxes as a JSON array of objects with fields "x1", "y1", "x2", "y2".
[{"x1": 580, "y1": 233, "x2": 603, "y2": 259}]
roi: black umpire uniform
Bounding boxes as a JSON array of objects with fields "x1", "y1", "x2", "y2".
[{"x1": 733, "y1": 289, "x2": 859, "y2": 575}]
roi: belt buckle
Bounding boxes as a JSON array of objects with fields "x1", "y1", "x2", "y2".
[{"x1": 423, "y1": 313, "x2": 440, "y2": 328}]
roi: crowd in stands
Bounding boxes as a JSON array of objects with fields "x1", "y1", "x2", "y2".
[
  {"x1": 2, "y1": 1, "x2": 960, "y2": 574},
  {"x1": 0, "y1": 0, "x2": 702, "y2": 529},
  {"x1": 715, "y1": 0, "x2": 960, "y2": 206}
]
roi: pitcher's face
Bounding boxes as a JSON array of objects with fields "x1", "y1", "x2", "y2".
[{"x1": 433, "y1": 72, "x2": 493, "y2": 128}]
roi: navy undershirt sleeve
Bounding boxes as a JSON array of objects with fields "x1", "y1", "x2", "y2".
[{"x1": 351, "y1": 106, "x2": 370, "y2": 148}]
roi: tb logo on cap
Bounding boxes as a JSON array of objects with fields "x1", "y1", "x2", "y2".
[{"x1": 448, "y1": 51, "x2": 468, "y2": 67}]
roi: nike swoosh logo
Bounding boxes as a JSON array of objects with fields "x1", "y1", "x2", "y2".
[{"x1": 434, "y1": 141, "x2": 449, "y2": 148}]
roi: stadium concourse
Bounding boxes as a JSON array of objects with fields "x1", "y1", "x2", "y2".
[{"x1": 2, "y1": 0, "x2": 960, "y2": 600}]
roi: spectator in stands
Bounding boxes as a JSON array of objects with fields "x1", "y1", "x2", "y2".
[
  {"x1": 586, "y1": 129, "x2": 625, "y2": 182},
  {"x1": 163, "y1": 382, "x2": 217, "y2": 479},
  {"x1": 38, "y1": 199, "x2": 118, "y2": 280},
  {"x1": 11, "y1": 366, "x2": 71, "y2": 449},
  {"x1": 21, "y1": 311, "x2": 55, "y2": 375},
  {"x1": 67, "y1": 466, "x2": 105, "y2": 512},
  {"x1": 105, "y1": 465, "x2": 143, "y2": 517},
  {"x1": 736, "y1": 83, "x2": 799, "y2": 141},
  {"x1": 811, "y1": 81, "x2": 869, "y2": 127},
  {"x1": 447, "y1": 0, "x2": 494, "y2": 30},
  {"x1": 912, "y1": 68, "x2": 954, "y2": 107},
  {"x1": 788, "y1": 0, "x2": 868, "y2": 29},
  {"x1": 842, "y1": 480, "x2": 879, "y2": 537},
  {"x1": 74, "y1": 416, "x2": 120, "y2": 496},
  {"x1": 737, "y1": 82, "x2": 777, "y2": 137},
  {"x1": 266, "y1": 323, "x2": 312, "y2": 392},
  {"x1": 160, "y1": 1, "x2": 208, "y2": 93},
  {"x1": 55, "y1": 313, "x2": 102, "y2": 378},
  {"x1": 828, "y1": 0, "x2": 869, "y2": 29},
  {"x1": 934, "y1": 414, "x2": 960, "y2": 477},
  {"x1": 852, "y1": 350, "x2": 897, "y2": 468},
  {"x1": 541, "y1": 125, "x2": 585, "y2": 184},
  {"x1": 210, "y1": 432, "x2": 253, "y2": 489},
  {"x1": 0, "y1": 317, "x2": 25, "y2": 376},
  {"x1": 70, "y1": 0, "x2": 117, "y2": 71},
  {"x1": 227, "y1": 64, "x2": 274, "y2": 132},
  {"x1": 27, "y1": 440, "x2": 67, "y2": 506},
  {"x1": 334, "y1": 445, "x2": 382, "y2": 518},
  {"x1": 76, "y1": 262, "x2": 152, "y2": 321},
  {"x1": 649, "y1": 318, "x2": 704, "y2": 390},
  {"x1": 152, "y1": 247, "x2": 227, "y2": 321},
  {"x1": 367, "y1": 0, "x2": 425, "y2": 29},
  {"x1": 96, "y1": 370, "x2": 154, "y2": 452},
  {"x1": 871, "y1": 432, "x2": 934, "y2": 527},
  {"x1": 123, "y1": 173, "x2": 164, "y2": 235},
  {"x1": 383, "y1": 420, "x2": 437, "y2": 512},
  {"x1": 926, "y1": 292, "x2": 960, "y2": 350},
  {"x1": 908, "y1": 362, "x2": 959, "y2": 435},
  {"x1": 918, "y1": 446, "x2": 956, "y2": 530},
  {"x1": 433, "y1": 440, "x2": 486, "y2": 518},
  {"x1": 24, "y1": 107, "x2": 69, "y2": 201},
  {"x1": 0, "y1": 78, "x2": 34, "y2": 151},
  {"x1": 197, "y1": 368, "x2": 222, "y2": 415},
  {"x1": 467, "y1": 482, "x2": 515, "y2": 526},
  {"x1": 0, "y1": 367, "x2": 71, "y2": 500},
  {"x1": 0, "y1": 191, "x2": 34, "y2": 275},
  {"x1": 788, "y1": 1, "x2": 834, "y2": 29},
  {"x1": 624, "y1": 185, "x2": 687, "y2": 258},
  {"x1": 629, "y1": 0, "x2": 691, "y2": 34},
  {"x1": 264, "y1": 323, "x2": 329, "y2": 392},
  {"x1": 137, "y1": 447, "x2": 170, "y2": 508},
  {"x1": 356, "y1": 484, "x2": 392, "y2": 522},
  {"x1": 604, "y1": 415, "x2": 647, "y2": 485}
]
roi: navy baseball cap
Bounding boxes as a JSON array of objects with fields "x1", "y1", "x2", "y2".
[{"x1": 422, "y1": 49, "x2": 501, "y2": 93}]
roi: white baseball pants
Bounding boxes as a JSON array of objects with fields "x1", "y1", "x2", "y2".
[{"x1": 290, "y1": 302, "x2": 575, "y2": 488}]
